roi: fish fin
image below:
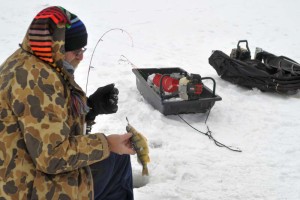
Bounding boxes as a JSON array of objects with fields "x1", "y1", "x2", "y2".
[{"x1": 142, "y1": 165, "x2": 149, "y2": 176}]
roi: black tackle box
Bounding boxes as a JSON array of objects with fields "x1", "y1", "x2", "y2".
[{"x1": 132, "y1": 67, "x2": 222, "y2": 115}]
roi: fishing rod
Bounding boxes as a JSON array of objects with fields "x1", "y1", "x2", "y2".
[{"x1": 85, "y1": 28, "x2": 134, "y2": 93}]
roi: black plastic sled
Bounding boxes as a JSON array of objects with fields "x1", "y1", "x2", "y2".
[
  {"x1": 132, "y1": 67, "x2": 222, "y2": 115},
  {"x1": 209, "y1": 40, "x2": 300, "y2": 94}
]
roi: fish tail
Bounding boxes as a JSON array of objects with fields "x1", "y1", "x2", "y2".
[{"x1": 142, "y1": 165, "x2": 149, "y2": 176}]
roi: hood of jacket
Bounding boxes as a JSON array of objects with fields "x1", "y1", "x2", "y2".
[{"x1": 19, "y1": 6, "x2": 88, "y2": 116}]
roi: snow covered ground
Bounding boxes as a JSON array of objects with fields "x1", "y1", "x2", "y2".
[{"x1": 1, "y1": 0, "x2": 300, "y2": 199}]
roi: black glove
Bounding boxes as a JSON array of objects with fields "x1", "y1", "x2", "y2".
[{"x1": 86, "y1": 83, "x2": 119, "y2": 121}]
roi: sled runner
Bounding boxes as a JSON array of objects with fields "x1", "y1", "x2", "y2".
[
  {"x1": 132, "y1": 67, "x2": 222, "y2": 115},
  {"x1": 209, "y1": 40, "x2": 300, "y2": 94}
]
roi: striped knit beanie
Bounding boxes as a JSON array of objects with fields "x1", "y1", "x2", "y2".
[{"x1": 65, "y1": 13, "x2": 88, "y2": 52}]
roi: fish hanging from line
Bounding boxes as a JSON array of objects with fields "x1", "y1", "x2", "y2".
[{"x1": 126, "y1": 118, "x2": 150, "y2": 176}]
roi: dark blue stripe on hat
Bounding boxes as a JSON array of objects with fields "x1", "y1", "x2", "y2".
[
  {"x1": 71, "y1": 20, "x2": 84, "y2": 28},
  {"x1": 66, "y1": 26, "x2": 86, "y2": 35}
]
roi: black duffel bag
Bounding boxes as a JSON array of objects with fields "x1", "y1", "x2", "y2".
[{"x1": 208, "y1": 40, "x2": 300, "y2": 94}]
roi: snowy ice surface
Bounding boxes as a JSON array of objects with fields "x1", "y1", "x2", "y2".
[{"x1": 1, "y1": 0, "x2": 300, "y2": 199}]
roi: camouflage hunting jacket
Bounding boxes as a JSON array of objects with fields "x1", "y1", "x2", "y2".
[{"x1": 0, "y1": 7, "x2": 110, "y2": 200}]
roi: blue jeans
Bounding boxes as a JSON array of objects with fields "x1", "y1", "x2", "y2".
[{"x1": 90, "y1": 153, "x2": 134, "y2": 200}]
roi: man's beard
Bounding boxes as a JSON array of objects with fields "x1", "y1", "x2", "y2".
[{"x1": 70, "y1": 59, "x2": 81, "y2": 69}]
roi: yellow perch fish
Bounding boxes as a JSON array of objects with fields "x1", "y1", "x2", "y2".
[{"x1": 126, "y1": 122, "x2": 150, "y2": 176}]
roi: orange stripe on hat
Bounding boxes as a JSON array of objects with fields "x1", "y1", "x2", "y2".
[
  {"x1": 29, "y1": 41, "x2": 52, "y2": 46},
  {"x1": 35, "y1": 15, "x2": 60, "y2": 24},
  {"x1": 31, "y1": 47, "x2": 52, "y2": 52}
]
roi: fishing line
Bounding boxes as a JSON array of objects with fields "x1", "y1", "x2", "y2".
[
  {"x1": 119, "y1": 55, "x2": 139, "y2": 69},
  {"x1": 85, "y1": 28, "x2": 134, "y2": 93},
  {"x1": 118, "y1": 55, "x2": 149, "y2": 78},
  {"x1": 178, "y1": 107, "x2": 242, "y2": 153},
  {"x1": 119, "y1": 54, "x2": 171, "y2": 83}
]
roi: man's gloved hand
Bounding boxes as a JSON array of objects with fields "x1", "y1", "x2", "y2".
[{"x1": 86, "y1": 83, "x2": 119, "y2": 121}]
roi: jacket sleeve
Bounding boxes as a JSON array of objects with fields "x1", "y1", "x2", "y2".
[{"x1": 10, "y1": 66, "x2": 110, "y2": 174}]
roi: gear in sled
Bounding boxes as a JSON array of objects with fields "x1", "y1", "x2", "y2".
[
  {"x1": 132, "y1": 67, "x2": 221, "y2": 115},
  {"x1": 147, "y1": 72, "x2": 204, "y2": 100}
]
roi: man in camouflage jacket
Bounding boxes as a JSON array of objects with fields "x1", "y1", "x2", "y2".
[{"x1": 0, "y1": 6, "x2": 135, "y2": 200}]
